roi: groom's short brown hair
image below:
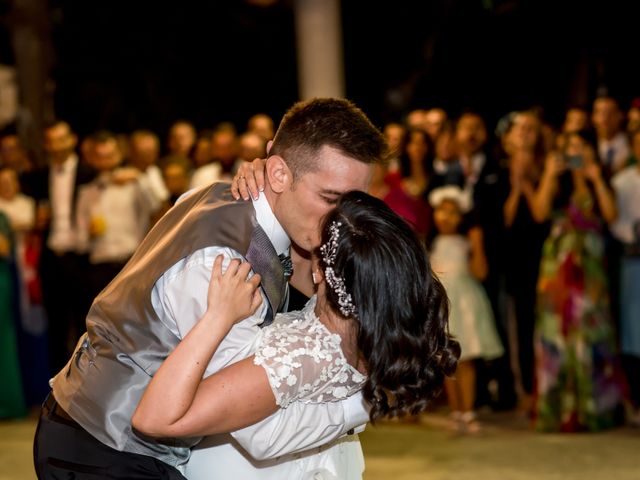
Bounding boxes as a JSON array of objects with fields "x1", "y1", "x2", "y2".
[{"x1": 269, "y1": 98, "x2": 387, "y2": 180}]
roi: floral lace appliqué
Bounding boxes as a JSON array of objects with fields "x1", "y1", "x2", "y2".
[{"x1": 253, "y1": 297, "x2": 366, "y2": 408}]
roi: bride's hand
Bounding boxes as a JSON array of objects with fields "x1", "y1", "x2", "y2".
[
  {"x1": 205, "y1": 255, "x2": 263, "y2": 328},
  {"x1": 231, "y1": 158, "x2": 266, "y2": 201}
]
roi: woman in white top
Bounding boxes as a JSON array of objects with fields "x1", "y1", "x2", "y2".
[{"x1": 133, "y1": 191, "x2": 459, "y2": 479}]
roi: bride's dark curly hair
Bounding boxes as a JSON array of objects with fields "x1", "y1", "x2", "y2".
[{"x1": 316, "y1": 191, "x2": 460, "y2": 422}]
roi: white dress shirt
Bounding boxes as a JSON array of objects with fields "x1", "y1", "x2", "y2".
[
  {"x1": 75, "y1": 173, "x2": 155, "y2": 264},
  {"x1": 48, "y1": 154, "x2": 78, "y2": 253},
  {"x1": 611, "y1": 166, "x2": 640, "y2": 244},
  {"x1": 150, "y1": 192, "x2": 369, "y2": 478},
  {"x1": 189, "y1": 163, "x2": 223, "y2": 190},
  {"x1": 463, "y1": 152, "x2": 486, "y2": 186},
  {"x1": 598, "y1": 132, "x2": 631, "y2": 174},
  {"x1": 137, "y1": 165, "x2": 169, "y2": 212}
]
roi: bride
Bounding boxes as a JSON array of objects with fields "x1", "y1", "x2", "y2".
[{"x1": 133, "y1": 191, "x2": 459, "y2": 479}]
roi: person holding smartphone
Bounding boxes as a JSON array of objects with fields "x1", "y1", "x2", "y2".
[{"x1": 529, "y1": 129, "x2": 624, "y2": 432}]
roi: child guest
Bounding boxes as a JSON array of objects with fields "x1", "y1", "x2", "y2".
[{"x1": 428, "y1": 186, "x2": 504, "y2": 433}]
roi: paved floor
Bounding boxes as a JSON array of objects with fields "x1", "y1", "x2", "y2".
[
  {"x1": 1, "y1": 410, "x2": 638, "y2": 479},
  {"x1": 362, "y1": 411, "x2": 640, "y2": 480}
]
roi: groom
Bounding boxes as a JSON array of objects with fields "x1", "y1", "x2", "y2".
[{"x1": 34, "y1": 98, "x2": 387, "y2": 479}]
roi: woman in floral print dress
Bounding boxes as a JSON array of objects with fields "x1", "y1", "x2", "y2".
[{"x1": 531, "y1": 130, "x2": 624, "y2": 432}]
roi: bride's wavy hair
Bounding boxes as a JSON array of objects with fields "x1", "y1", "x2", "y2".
[{"x1": 316, "y1": 191, "x2": 460, "y2": 421}]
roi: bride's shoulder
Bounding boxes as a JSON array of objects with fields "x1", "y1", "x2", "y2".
[
  {"x1": 259, "y1": 296, "x2": 341, "y2": 355},
  {"x1": 254, "y1": 294, "x2": 363, "y2": 406}
]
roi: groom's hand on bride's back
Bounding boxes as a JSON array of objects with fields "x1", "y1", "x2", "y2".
[{"x1": 205, "y1": 255, "x2": 263, "y2": 329}]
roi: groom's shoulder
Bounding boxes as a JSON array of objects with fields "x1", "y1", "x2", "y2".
[
  {"x1": 174, "y1": 183, "x2": 257, "y2": 248},
  {"x1": 140, "y1": 182, "x2": 256, "y2": 255},
  {"x1": 175, "y1": 183, "x2": 254, "y2": 219},
  {"x1": 177, "y1": 182, "x2": 238, "y2": 207},
  {"x1": 200, "y1": 183, "x2": 255, "y2": 222}
]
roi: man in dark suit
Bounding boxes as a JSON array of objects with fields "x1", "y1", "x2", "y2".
[
  {"x1": 33, "y1": 121, "x2": 96, "y2": 375},
  {"x1": 455, "y1": 112, "x2": 517, "y2": 411}
]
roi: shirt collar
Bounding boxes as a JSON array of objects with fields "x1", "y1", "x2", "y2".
[
  {"x1": 600, "y1": 132, "x2": 627, "y2": 149},
  {"x1": 52, "y1": 153, "x2": 78, "y2": 174},
  {"x1": 252, "y1": 194, "x2": 290, "y2": 256}
]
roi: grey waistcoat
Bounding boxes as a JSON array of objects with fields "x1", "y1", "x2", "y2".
[{"x1": 51, "y1": 183, "x2": 287, "y2": 467}]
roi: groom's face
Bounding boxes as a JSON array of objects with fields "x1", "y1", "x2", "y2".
[{"x1": 277, "y1": 145, "x2": 372, "y2": 252}]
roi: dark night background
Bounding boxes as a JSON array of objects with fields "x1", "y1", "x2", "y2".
[{"x1": 4, "y1": 0, "x2": 640, "y2": 138}]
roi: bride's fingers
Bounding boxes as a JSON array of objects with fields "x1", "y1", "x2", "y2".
[
  {"x1": 207, "y1": 256, "x2": 226, "y2": 308},
  {"x1": 231, "y1": 163, "x2": 251, "y2": 200},
  {"x1": 239, "y1": 173, "x2": 253, "y2": 201},
  {"x1": 211, "y1": 255, "x2": 224, "y2": 280},
  {"x1": 231, "y1": 177, "x2": 240, "y2": 200},
  {"x1": 231, "y1": 161, "x2": 255, "y2": 201},
  {"x1": 243, "y1": 159, "x2": 263, "y2": 201},
  {"x1": 247, "y1": 272, "x2": 261, "y2": 290},
  {"x1": 225, "y1": 258, "x2": 242, "y2": 277},
  {"x1": 236, "y1": 261, "x2": 253, "y2": 281},
  {"x1": 250, "y1": 288, "x2": 263, "y2": 313}
]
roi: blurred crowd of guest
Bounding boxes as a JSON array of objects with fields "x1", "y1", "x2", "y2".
[
  {"x1": 376, "y1": 97, "x2": 640, "y2": 434},
  {"x1": 1, "y1": 97, "x2": 639, "y2": 436}
]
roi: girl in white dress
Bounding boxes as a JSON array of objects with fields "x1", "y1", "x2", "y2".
[
  {"x1": 133, "y1": 191, "x2": 460, "y2": 478},
  {"x1": 428, "y1": 186, "x2": 504, "y2": 433}
]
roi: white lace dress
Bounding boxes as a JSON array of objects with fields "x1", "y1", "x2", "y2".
[
  {"x1": 430, "y1": 234, "x2": 504, "y2": 361},
  {"x1": 185, "y1": 297, "x2": 367, "y2": 480},
  {"x1": 254, "y1": 297, "x2": 366, "y2": 408}
]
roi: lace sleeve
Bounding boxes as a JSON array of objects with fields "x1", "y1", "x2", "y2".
[{"x1": 253, "y1": 318, "x2": 365, "y2": 408}]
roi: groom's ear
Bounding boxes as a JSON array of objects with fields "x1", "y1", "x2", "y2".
[{"x1": 265, "y1": 155, "x2": 291, "y2": 194}]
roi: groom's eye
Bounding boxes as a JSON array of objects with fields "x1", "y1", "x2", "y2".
[{"x1": 321, "y1": 195, "x2": 339, "y2": 205}]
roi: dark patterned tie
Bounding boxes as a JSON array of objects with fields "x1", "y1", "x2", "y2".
[
  {"x1": 245, "y1": 226, "x2": 286, "y2": 326},
  {"x1": 278, "y1": 253, "x2": 294, "y2": 280}
]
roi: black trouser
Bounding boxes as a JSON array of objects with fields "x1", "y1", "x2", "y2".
[
  {"x1": 34, "y1": 393, "x2": 186, "y2": 479},
  {"x1": 621, "y1": 354, "x2": 640, "y2": 409},
  {"x1": 509, "y1": 273, "x2": 538, "y2": 395},
  {"x1": 475, "y1": 274, "x2": 517, "y2": 411}
]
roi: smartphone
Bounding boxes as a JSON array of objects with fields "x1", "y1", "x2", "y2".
[{"x1": 565, "y1": 154, "x2": 583, "y2": 169}]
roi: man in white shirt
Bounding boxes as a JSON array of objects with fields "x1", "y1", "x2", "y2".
[
  {"x1": 128, "y1": 129, "x2": 170, "y2": 213},
  {"x1": 76, "y1": 131, "x2": 158, "y2": 300},
  {"x1": 593, "y1": 96, "x2": 631, "y2": 177},
  {"x1": 34, "y1": 98, "x2": 387, "y2": 480}
]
